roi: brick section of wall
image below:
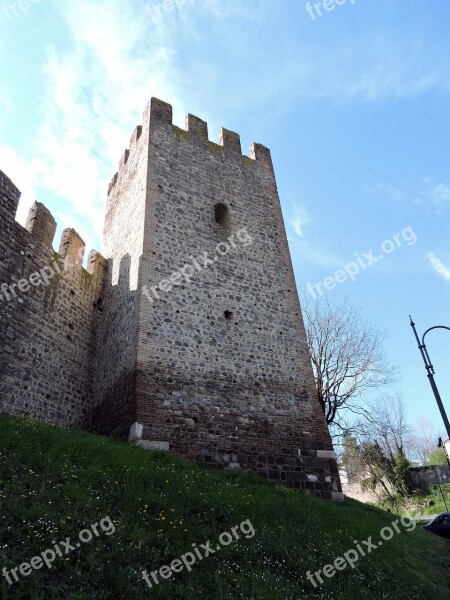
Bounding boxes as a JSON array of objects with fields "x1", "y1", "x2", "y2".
[
  {"x1": 0, "y1": 171, "x2": 105, "y2": 427},
  {"x1": 126, "y1": 99, "x2": 340, "y2": 499}
]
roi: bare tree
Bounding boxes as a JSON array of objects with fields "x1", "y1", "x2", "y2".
[
  {"x1": 405, "y1": 417, "x2": 443, "y2": 465},
  {"x1": 357, "y1": 394, "x2": 411, "y2": 458},
  {"x1": 349, "y1": 395, "x2": 413, "y2": 501},
  {"x1": 301, "y1": 294, "x2": 399, "y2": 434}
]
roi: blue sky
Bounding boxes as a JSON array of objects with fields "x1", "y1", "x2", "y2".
[{"x1": 1, "y1": 0, "x2": 449, "y2": 440}]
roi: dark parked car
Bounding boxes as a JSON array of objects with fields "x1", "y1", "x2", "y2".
[{"x1": 421, "y1": 512, "x2": 450, "y2": 539}]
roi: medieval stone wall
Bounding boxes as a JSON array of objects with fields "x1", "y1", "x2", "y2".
[
  {"x1": 0, "y1": 170, "x2": 104, "y2": 426},
  {"x1": 410, "y1": 464, "x2": 450, "y2": 490},
  {"x1": 91, "y1": 118, "x2": 150, "y2": 434}
]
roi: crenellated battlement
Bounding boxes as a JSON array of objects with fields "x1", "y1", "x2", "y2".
[
  {"x1": 185, "y1": 113, "x2": 208, "y2": 142},
  {"x1": 107, "y1": 98, "x2": 274, "y2": 196},
  {"x1": 96, "y1": 98, "x2": 340, "y2": 499},
  {"x1": 59, "y1": 228, "x2": 86, "y2": 269},
  {"x1": 119, "y1": 149, "x2": 129, "y2": 169},
  {"x1": 0, "y1": 169, "x2": 102, "y2": 275},
  {"x1": 219, "y1": 127, "x2": 242, "y2": 156},
  {"x1": 0, "y1": 170, "x2": 107, "y2": 431},
  {"x1": 25, "y1": 201, "x2": 57, "y2": 247},
  {"x1": 0, "y1": 168, "x2": 21, "y2": 224},
  {"x1": 0, "y1": 172, "x2": 104, "y2": 287},
  {"x1": 130, "y1": 124, "x2": 142, "y2": 146},
  {"x1": 23, "y1": 204, "x2": 102, "y2": 281}
]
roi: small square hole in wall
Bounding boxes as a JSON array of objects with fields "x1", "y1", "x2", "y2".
[
  {"x1": 224, "y1": 310, "x2": 233, "y2": 320},
  {"x1": 214, "y1": 203, "x2": 230, "y2": 227}
]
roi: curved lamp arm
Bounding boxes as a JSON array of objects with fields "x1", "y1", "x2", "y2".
[
  {"x1": 410, "y1": 316, "x2": 450, "y2": 441},
  {"x1": 421, "y1": 325, "x2": 450, "y2": 375}
]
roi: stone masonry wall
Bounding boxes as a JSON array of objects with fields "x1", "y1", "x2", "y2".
[
  {"x1": 0, "y1": 169, "x2": 105, "y2": 427},
  {"x1": 410, "y1": 464, "x2": 450, "y2": 490},
  {"x1": 91, "y1": 117, "x2": 150, "y2": 435},
  {"x1": 109, "y1": 98, "x2": 342, "y2": 499}
]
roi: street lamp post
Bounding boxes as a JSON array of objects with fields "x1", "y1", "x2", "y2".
[
  {"x1": 443, "y1": 438, "x2": 450, "y2": 464},
  {"x1": 409, "y1": 317, "x2": 450, "y2": 448}
]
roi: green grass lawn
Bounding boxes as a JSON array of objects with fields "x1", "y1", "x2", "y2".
[{"x1": 0, "y1": 414, "x2": 449, "y2": 599}]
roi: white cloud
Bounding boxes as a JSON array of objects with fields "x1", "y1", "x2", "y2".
[
  {"x1": 366, "y1": 178, "x2": 450, "y2": 209},
  {"x1": 426, "y1": 181, "x2": 450, "y2": 205},
  {"x1": 0, "y1": 89, "x2": 12, "y2": 134},
  {"x1": 297, "y1": 241, "x2": 343, "y2": 270},
  {"x1": 0, "y1": 146, "x2": 40, "y2": 225},
  {"x1": 427, "y1": 252, "x2": 450, "y2": 282},
  {"x1": 0, "y1": 91, "x2": 11, "y2": 112},
  {"x1": 228, "y1": 24, "x2": 450, "y2": 109},
  {"x1": 289, "y1": 204, "x2": 310, "y2": 237},
  {"x1": 285, "y1": 203, "x2": 342, "y2": 268},
  {"x1": 11, "y1": 0, "x2": 188, "y2": 251},
  {"x1": 4, "y1": 0, "x2": 450, "y2": 256}
]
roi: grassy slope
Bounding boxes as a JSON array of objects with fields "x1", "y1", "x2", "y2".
[{"x1": 0, "y1": 415, "x2": 448, "y2": 600}]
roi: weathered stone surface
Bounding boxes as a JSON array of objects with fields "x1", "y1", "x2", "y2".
[
  {"x1": 317, "y1": 450, "x2": 337, "y2": 459},
  {"x1": 135, "y1": 440, "x2": 170, "y2": 451},
  {"x1": 128, "y1": 421, "x2": 144, "y2": 442},
  {"x1": 0, "y1": 98, "x2": 342, "y2": 499},
  {"x1": 0, "y1": 170, "x2": 105, "y2": 427},
  {"x1": 332, "y1": 492, "x2": 345, "y2": 502},
  {"x1": 410, "y1": 464, "x2": 450, "y2": 489}
]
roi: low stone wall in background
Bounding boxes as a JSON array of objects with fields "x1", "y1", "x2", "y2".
[{"x1": 410, "y1": 464, "x2": 450, "y2": 490}]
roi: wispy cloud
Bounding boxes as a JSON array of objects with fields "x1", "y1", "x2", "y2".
[
  {"x1": 289, "y1": 204, "x2": 311, "y2": 237},
  {"x1": 234, "y1": 24, "x2": 450, "y2": 108},
  {"x1": 365, "y1": 178, "x2": 450, "y2": 209},
  {"x1": 0, "y1": 91, "x2": 11, "y2": 112},
  {"x1": 0, "y1": 146, "x2": 40, "y2": 224},
  {"x1": 427, "y1": 252, "x2": 450, "y2": 282},
  {"x1": 0, "y1": 89, "x2": 12, "y2": 133},
  {"x1": 3, "y1": 0, "x2": 450, "y2": 255},
  {"x1": 6, "y1": 0, "x2": 188, "y2": 250},
  {"x1": 422, "y1": 178, "x2": 450, "y2": 205},
  {"x1": 6, "y1": 0, "x2": 278, "y2": 250}
]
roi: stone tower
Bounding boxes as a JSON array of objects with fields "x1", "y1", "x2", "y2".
[{"x1": 92, "y1": 98, "x2": 342, "y2": 499}]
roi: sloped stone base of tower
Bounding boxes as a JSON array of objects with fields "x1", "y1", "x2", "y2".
[{"x1": 129, "y1": 379, "x2": 342, "y2": 500}]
